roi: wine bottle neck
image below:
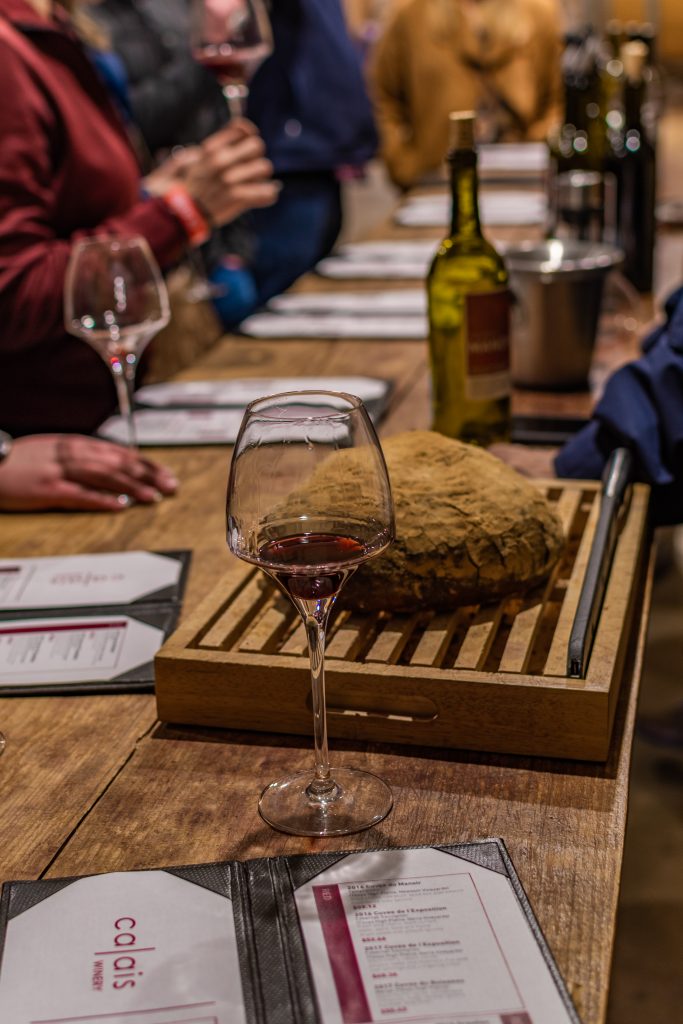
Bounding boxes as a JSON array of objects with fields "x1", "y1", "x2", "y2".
[{"x1": 448, "y1": 149, "x2": 482, "y2": 238}]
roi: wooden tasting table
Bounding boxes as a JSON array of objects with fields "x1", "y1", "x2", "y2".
[{"x1": 0, "y1": 200, "x2": 664, "y2": 1024}]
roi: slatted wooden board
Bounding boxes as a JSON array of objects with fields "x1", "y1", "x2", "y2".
[{"x1": 155, "y1": 480, "x2": 650, "y2": 760}]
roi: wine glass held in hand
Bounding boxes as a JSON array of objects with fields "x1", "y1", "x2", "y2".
[
  {"x1": 191, "y1": 0, "x2": 273, "y2": 117},
  {"x1": 64, "y1": 237, "x2": 170, "y2": 451},
  {"x1": 227, "y1": 391, "x2": 395, "y2": 837}
]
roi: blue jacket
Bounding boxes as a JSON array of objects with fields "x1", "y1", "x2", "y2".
[
  {"x1": 247, "y1": 0, "x2": 377, "y2": 173},
  {"x1": 555, "y1": 287, "x2": 683, "y2": 525}
]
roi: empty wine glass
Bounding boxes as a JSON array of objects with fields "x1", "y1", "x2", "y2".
[
  {"x1": 64, "y1": 236, "x2": 170, "y2": 450},
  {"x1": 190, "y1": 0, "x2": 273, "y2": 116},
  {"x1": 227, "y1": 391, "x2": 395, "y2": 836}
]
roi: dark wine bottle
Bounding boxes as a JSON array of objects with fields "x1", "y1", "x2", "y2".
[
  {"x1": 614, "y1": 41, "x2": 656, "y2": 292},
  {"x1": 427, "y1": 112, "x2": 511, "y2": 445}
]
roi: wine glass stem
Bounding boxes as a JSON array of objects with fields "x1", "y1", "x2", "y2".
[
  {"x1": 304, "y1": 612, "x2": 336, "y2": 798},
  {"x1": 222, "y1": 82, "x2": 248, "y2": 118},
  {"x1": 112, "y1": 359, "x2": 138, "y2": 452}
]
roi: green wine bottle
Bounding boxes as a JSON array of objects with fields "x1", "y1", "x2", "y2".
[{"x1": 427, "y1": 112, "x2": 511, "y2": 444}]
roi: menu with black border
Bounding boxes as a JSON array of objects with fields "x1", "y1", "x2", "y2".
[
  {"x1": 0, "y1": 550, "x2": 190, "y2": 694},
  {"x1": 0, "y1": 841, "x2": 581, "y2": 1024}
]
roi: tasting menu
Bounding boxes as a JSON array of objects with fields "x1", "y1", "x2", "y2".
[
  {"x1": 98, "y1": 376, "x2": 393, "y2": 446},
  {"x1": 0, "y1": 840, "x2": 581, "y2": 1024},
  {"x1": 0, "y1": 550, "x2": 190, "y2": 695}
]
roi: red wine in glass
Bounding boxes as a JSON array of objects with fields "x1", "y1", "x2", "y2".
[
  {"x1": 194, "y1": 41, "x2": 272, "y2": 86},
  {"x1": 226, "y1": 390, "x2": 395, "y2": 837},
  {"x1": 258, "y1": 532, "x2": 379, "y2": 601},
  {"x1": 190, "y1": 0, "x2": 273, "y2": 116}
]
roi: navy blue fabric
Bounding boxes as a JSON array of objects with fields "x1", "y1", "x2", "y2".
[
  {"x1": 249, "y1": 171, "x2": 342, "y2": 305},
  {"x1": 247, "y1": 0, "x2": 377, "y2": 173},
  {"x1": 555, "y1": 287, "x2": 683, "y2": 525},
  {"x1": 88, "y1": 47, "x2": 132, "y2": 122}
]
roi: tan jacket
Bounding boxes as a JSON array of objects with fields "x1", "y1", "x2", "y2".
[{"x1": 370, "y1": 0, "x2": 564, "y2": 188}]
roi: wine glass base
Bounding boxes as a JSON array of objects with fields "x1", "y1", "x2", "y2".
[{"x1": 259, "y1": 766, "x2": 393, "y2": 837}]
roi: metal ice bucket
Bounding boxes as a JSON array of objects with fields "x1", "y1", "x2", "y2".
[{"x1": 506, "y1": 239, "x2": 624, "y2": 390}]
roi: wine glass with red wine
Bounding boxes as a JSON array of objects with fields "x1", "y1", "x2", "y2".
[
  {"x1": 64, "y1": 236, "x2": 170, "y2": 451},
  {"x1": 190, "y1": 0, "x2": 273, "y2": 117},
  {"x1": 227, "y1": 391, "x2": 395, "y2": 836}
]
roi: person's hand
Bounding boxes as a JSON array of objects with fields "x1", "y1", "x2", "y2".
[
  {"x1": 143, "y1": 145, "x2": 202, "y2": 198},
  {"x1": 0, "y1": 435, "x2": 178, "y2": 512},
  {"x1": 488, "y1": 443, "x2": 558, "y2": 479},
  {"x1": 145, "y1": 119, "x2": 278, "y2": 232},
  {"x1": 186, "y1": 119, "x2": 278, "y2": 227}
]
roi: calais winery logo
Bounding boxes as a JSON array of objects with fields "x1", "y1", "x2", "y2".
[{"x1": 91, "y1": 917, "x2": 155, "y2": 992}]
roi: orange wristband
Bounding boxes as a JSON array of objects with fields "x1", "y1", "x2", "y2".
[{"x1": 160, "y1": 185, "x2": 211, "y2": 247}]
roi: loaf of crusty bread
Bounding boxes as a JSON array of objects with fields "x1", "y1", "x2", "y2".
[{"x1": 338, "y1": 430, "x2": 564, "y2": 611}]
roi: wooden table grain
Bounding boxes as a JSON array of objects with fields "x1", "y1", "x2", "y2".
[{"x1": 0, "y1": 205, "x2": 662, "y2": 1023}]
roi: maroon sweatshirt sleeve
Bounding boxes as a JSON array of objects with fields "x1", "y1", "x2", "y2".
[{"x1": 0, "y1": 37, "x2": 188, "y2": 356}]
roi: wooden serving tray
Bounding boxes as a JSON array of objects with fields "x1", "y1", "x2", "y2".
[{"x1": 155, "y1": 480, "x2": 650, "y2": 761}]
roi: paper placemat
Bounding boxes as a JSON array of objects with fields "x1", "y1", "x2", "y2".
[
  {"x1": 314, "y1": 239, "x2": 450, "y2": 279},
  {"x1": 395, "y1": 189, "x2": 548, "y2": 228},
  {"x1": 98, "y1": 408, "x2": 246, "y2": 446},
  {"x1": 135, "y1": 375, "x2": 391, "y2": 408},
  {"x1": 103, "y1": 379, "x2": 392, "y2": 445},
  {"x1": 478, "y1": 142, "x2": 550, "y2": 180},
  {"x1": 315, "y1": 257, "x2": 431, "y2": 280},
  {"x1": 268, "y1": 289, "x2": 427, "y2": 316},
  {"x1": 334, "y1": 240, "x2": 438, "y2": 262},
  {"x1": 240, "y1": 312, "x2": 427, "y2": 339}
]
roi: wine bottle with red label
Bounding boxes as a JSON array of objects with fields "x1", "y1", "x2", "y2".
[{"x1": 427, "y1": 111, "x2": 511, "y2": 444}]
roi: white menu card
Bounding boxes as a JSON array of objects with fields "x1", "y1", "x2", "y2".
[
  {"x1": 240, "y1": 312, "x2": 427, "y2": 340},
  {"x1": 267, "y1": 289, "x2": 427, "y2": 316},
  {"x1": 0, "y1": 551, "x2": 189, "y2": 692},
  {"x1": 0, "y1": 871, "x2": 245, "y2": 1024},
  {"x1": 315, "y1": 241, "x2": 436, "y2": 280},
  {"x1": 134, "y1": 375, "x2": 391, "y2": 409},
  {"x1": 0, "y1": 614, "x2": 164, "y2": 687},
  {"x1": 395, "y1": 190, "x2": 548, "y2": 228},
  {"x1": 101, "y1": 377, "x2": 392, "y2": 445},
  {"x1": 295, "y1": 847, "x2": 576, "y2": 1024},
  {"x1": 98, "y1": 407, "x2": 245, "y2": 446},
  {"x1": 0, "y1": 551, "x2": 181, "y2": 610},
  {"x1": 0, "y1": 843, "x2": 581, "y2": 1024}
]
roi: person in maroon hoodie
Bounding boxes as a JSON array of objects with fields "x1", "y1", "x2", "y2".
[{"x1": 0, "y1": 0, "x2": 277, "y2": 438}]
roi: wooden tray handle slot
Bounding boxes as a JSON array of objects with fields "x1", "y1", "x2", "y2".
[{"x1": 311, "y1": 690, "x2": 439, "y2": 723}]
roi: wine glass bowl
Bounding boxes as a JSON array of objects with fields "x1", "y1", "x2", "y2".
[
  {"x1": 64, "y1": 236, "x2": 170, "y2": 450},
  {"x1": 190, "y1": 0, "x2": 273, "y2": 116},
  {"x1": 227, "y1": 391, "x2": 395, "y2": 836}
]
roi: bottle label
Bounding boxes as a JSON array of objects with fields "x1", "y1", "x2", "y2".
[{"x1": 465, "y1": 289, "x2": 511, "y2": 401}]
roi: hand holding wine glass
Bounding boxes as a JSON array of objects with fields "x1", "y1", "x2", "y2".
[
  {"x1": 142, "y1": 120, "x2": 276, "y2": 303},
  {"x1": 64, "y1": 237, "x2": 170, "y2": 451},
  {"x1": 143, "y1": 120, "x2": 277, "y2": 232},
  {"x1": 227, "y1": 391, "x2": 395, "y2": 836},
  {"x1": 191, "y1": 0, "x2": 273, "y2": 116}
]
